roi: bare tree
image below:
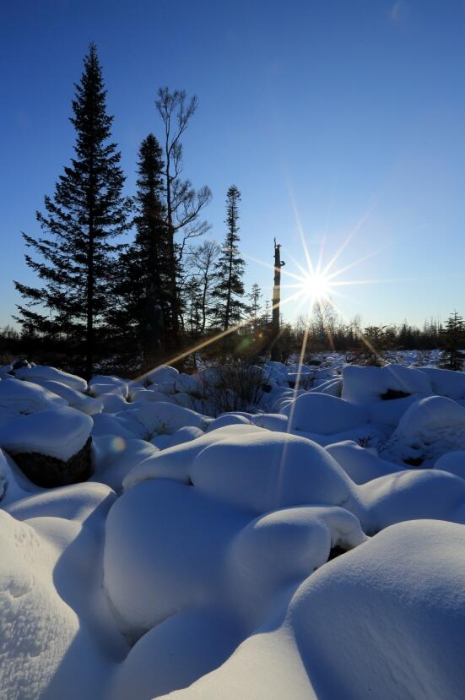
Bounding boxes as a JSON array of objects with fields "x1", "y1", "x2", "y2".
[
  {"x1": 155, "y1": 88, "x2": 212, "y2": 345},
  {"x1": 185, "y1": 240, "x2": 221, "y2": 335}
]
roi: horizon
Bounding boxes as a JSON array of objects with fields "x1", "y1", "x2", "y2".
[{"x1": 2, "y1": 0, "x2": 464, "y2": 332}]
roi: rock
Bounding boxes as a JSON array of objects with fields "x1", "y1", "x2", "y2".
[{"x1": 11, "y1": 437, "x2": 92, "y2": 488}]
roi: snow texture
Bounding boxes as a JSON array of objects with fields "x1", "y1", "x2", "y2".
[{"x1": 1, "y1": 357, "x2": 465, "y2": 700}]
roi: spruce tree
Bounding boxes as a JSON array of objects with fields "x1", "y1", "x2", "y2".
[
  {"x1": 212, "y1": 186, "x2": 248, "y2": 336},
  {"x1": 14, "y1": 43, "x2": 132, "y2": 378},
  {"x1": 114, "y1": 133, "x2": 170, "y2": 368},
  {"x1": 440, "y1": 311, "x2": 465, "y2": 371}
]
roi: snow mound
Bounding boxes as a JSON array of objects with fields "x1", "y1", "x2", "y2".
[
  {"x1": 342, "y1": 363, "x2": 432, "y2": 404},
  {"x1": 189, "y1": 431, "x2": 352, "y2": 514},
  {"x1": 0, "y1": 377, "x2": 67, "y2": 417},
  {"x1": 167, "y1": 520, "x2": 465, "y2": 700},
  {"x1": 13, "y1": 364, "x2": 88, "y2": 392},
  {"x1": 0, "y1": 406, "x2": 93, "y2": 461},
  {"x1": 0, "y1": 508, "x2": 120, "y2": 700},
  {"x1": 290, "y1": 519, "x2": 465, "y2": 700},
  {"x1": 145, "y1": 365, "x2": 179, "y2": 385},
  {"x1": 103, "y1": 479, "x2": 251, "y2": 637},
  {"x1": 115, "y1": 402, "x2": 208, "y2": 440},
  {"x1": 22, "y1": 377, "x2": 103, "y2": 415},
  {"x1": 421, "y1": 366, "x2": 465, "y2": 400},
  {"x1": 289, "y1": 392, "x2": 368, "y2": 435},
  {"x1": 434, "y1": 450, "x2": 465, "y2": 478},
  {"x1": 358, "y1": 468, "x2": 465, "y2": 532},
  {"x1": 123, "y1": 424, "x2": 261, "y2": 487},
  {"x1": 326, "y1": 440, "x2": 401, "y2": 484},
  {"x1": 385, "y1": 395, "x2": 465, "y2": 466},
  {"x1": 89, "y1": 375, "x2": 129, "y2": 399}
]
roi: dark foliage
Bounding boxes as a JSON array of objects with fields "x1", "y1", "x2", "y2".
[{"x1": 14, "y1": 44, "x2": 132, "y2": 378}]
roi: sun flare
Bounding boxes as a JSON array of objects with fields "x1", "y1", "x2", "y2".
[{"x1": 299, "y1": 270, "x2": 333, "y2": 302}]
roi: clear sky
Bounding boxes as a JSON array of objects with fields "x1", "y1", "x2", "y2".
[{"x1": 2, "y1": 0, "x2": 464, "y2": 331}]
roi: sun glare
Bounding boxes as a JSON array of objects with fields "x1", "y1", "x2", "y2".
[{"x1": 299, "y1": 270, "x2": 332, "y2": 302}]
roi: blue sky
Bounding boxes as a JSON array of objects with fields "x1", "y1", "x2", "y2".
[{"x1": 2, "y1": 0, "x2": 465, "y2": 331}]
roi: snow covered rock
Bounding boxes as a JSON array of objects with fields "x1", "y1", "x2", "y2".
[
  {"x1": 0, "y1": 377, "x2": 67, "y2": 418},
  {"x1": 144, "y1": 365, "x2": 179, "y2": 386},
  {"x1": 13, "y1": 364, "x2": 88, "y2": 392},
  {"x1": 326, "y1": 440, "x2": 401, "y2": 484},
  {"x1": 0, "y1": 407, "x2": 93, "y2": 487},
  {"x1": 290, "y1": 519, "x2": 465, "y2": 700},
  {"x1": 88, "y1": 375, "x2": 129, "y2": 399},
  {"x1": 421, "y1": 366, "x2": 465, "y2": 400},
  {"x1": 167, "y1": 520, "x2": 465, "y2": 700},
  {"x1": 289, "y1": 392, "x2": 368, "y2": 435},
  {"x1": 189, "y1": 431, "x2": 353, "y2": 514},
  {"x1": 114, "y1": 402, "x2": 208, "y2": 440},
  {"x1": 385, "y1": 395, "x2": 465, "y2": 466},
  {"x1": 342, "y1": 363, "x2": 432, "y2": 404},
  {"x1": 21, "y1": 377, "x2": 103, "y2": 415}
]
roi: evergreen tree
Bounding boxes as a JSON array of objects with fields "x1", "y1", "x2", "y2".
[
  {"x1": 212, "y1": 186, "x2": 248, "y2": 335},
  {"x1": 14, "y1": 44, "x2": 132, "y2": 378},
  {"x1": 248, "y1": 283, "x2": 263, "y2": 331},
  {"x1": 440, "y1": 311, "x2": 465, "y2": 371},
  {"x1": 113, "y1": 133, "x2": 169, "y2": 367}
]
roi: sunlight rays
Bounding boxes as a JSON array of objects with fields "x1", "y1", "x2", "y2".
[{"x1": 135, "y1": 191, "x2": 405, "y2": 393}]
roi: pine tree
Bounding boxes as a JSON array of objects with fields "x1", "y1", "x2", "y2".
[
  {"x1": 113, "y1": 133, "x2": 170, "y2": 367},
  {"x1": 440, "y1": 311, "x2": 465, "y2": 371},
  {"x1": 212, "y1": 186, "x2": 248, "y2": 336},
  {"x1": 14, "y1": 44, "x2": 132, "y2": 378},
  {"x1": 248, "y1": 283, "x2": 263, "y2": 331}
]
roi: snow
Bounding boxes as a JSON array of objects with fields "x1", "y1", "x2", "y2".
[
  {"x1": 288, "y1": 392, "x2": 369, "y2": 435},
  {"x1": 2, "y1": 356, "x2": 465, "y2": 699},
  {"x1": 0, "y1": 406, "x2": 93, "y2": 461}
]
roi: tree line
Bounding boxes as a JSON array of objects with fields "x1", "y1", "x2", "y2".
[{"x1": 13, "y1": 44, "x2": 258, "y2": 377}]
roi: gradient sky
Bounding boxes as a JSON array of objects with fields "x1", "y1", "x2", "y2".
[{"x1": 2, "y1": 0, "x2": 465, "y2": 331}]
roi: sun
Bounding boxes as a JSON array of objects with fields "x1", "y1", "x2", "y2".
[{"x1": 299, "y1": 270, "x2": 333, "y2": 302}]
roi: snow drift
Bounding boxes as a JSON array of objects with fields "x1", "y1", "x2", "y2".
[{"x1": 1, "y1": 356, "x2": 465, "y2": 699}]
